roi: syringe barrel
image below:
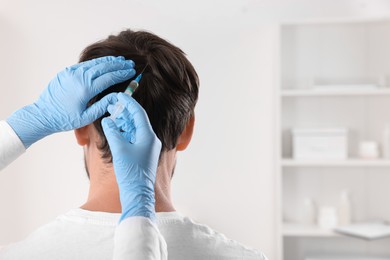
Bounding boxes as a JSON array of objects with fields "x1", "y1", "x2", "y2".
[{"x1": 109, "y1": 102, "x2": 125, "y2": 120}]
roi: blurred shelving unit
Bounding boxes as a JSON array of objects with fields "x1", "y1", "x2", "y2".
[
  {"x1": 283, "y1": 223, "x2": 340, "y2": 237},
  {"x1": 281, "y1": 159, "x2": 390, "y2": 167},
  {"x1": 281, "y1": 89, "x2": 390, "y2": 97},
  {"x1": 276, "y1": 19, "x2": 390, "y2": 260}
]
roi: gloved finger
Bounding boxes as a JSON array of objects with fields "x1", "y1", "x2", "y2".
[
  {"x1": 86, "y1": 59, "x2": 135, "y2": 81},
  {"x1": 115, "y1": 117, "x2": 137, "y2": 143},
  {"x1": 116, "y1": 116, "x2": 135, "y2": 133},
  {"x1": 91, "y1": 68, "x2": 136, "y2": 96},
  {"x1": 107, "y1": 104, "x2": 115, "y2": 115},
  {"x1": 69, "y1": 56, "x2": 125, "y2": 71},
  {"x1": 107, "y1": 104, "x2": 122, "y2": 115},
  {"x1": 117, "y1": 93, "x2": 155, "y2": 138},
  {"x1": 119, "y1": 128, "x2": 136, "y2": 144},
  {"x1": 108, "y1": 105, "x2": 136, "y2": 143},
  {"x1": 80, "y1": 93, "x2": 118, "y2": 126},
  {"x1": 108, "y1": 104, "x2": 134, "y2": 128},
  {"x1": 101, "y1": 117, "x2": 127, "y2": 151}
]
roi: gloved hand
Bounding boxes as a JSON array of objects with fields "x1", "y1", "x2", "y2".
[
  {"x1": 101, "y1": 93, "x2": 162, "y2": 222},
  {"x1": 7, "y1": 56, "x2": 136, "y2": 148}
]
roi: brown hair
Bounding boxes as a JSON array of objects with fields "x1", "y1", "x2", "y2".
[{"x1": 80, "y1": 29, "x2": 199, "y2": 162}]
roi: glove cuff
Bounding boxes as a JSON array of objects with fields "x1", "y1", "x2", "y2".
[{"x1": 7, "y1": 104, "x2": 52, "y2": 148}]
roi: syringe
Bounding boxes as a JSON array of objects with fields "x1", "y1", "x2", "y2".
[{"x1": 109, "y1": 73, "x2": 143, "y2": 120}]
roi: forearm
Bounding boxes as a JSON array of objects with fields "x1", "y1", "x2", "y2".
[
  {"x1": 119, "y1": 183, "x2": 156, "y2": 222},
  {"x1": 0, "y1": 121, "x2": 26, "y2": 171}
]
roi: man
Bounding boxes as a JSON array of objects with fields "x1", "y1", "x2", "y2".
[
  {"x1": 2, "y1": 29, "x2": 267, "y2": 259},
  {"x1": 0, "y1": 56, "x2": 167, "y2": 260}
]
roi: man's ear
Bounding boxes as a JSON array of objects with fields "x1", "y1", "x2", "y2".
[
  {"x1": 74, "y1": 126, "x2": 90, "y2": 146},
  {"x1": 176, "y1": 115, "x2": 195, "y2": 151}
]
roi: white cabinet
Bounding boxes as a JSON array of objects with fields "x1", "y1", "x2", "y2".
[{"x1": 277, "y1": 19, "x2": 390, "y2": 260}]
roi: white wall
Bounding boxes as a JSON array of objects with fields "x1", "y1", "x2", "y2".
[
  {"x1": 1, "y1": 1, "x2": 390, "y2": 259},
  {"x1": 0, "y1": 0, "x2": 280, "y2": 258}
]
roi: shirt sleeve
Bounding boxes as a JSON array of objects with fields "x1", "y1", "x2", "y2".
[
  {"x1": 0, "y1": 121, "x2": 26, "y2": 171},
  {"x1": 113, "y1": 217, "x2": 167, "y2": 260}
]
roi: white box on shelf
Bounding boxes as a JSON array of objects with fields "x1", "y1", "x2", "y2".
[{"x1": 292, "y1": 128, "x2": 348, "y2": 160}]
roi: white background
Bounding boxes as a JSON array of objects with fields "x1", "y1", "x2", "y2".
[{"x1": 1, "y1": 1, "x2": 390, "y2": 259}]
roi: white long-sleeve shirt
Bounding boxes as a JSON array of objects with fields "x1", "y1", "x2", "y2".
[
  {"x1": 0, "y1": 120, "x2": 167, "y2": 260},
  {"x1": 0, "y1": 121, "x2": 25, "y2": 171}
]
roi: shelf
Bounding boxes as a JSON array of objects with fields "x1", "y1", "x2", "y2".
[
  {"x1": 281, "y1": 89, "x2": 390, "y2": 97},
  {"x1": 283, "y1": 223, "x2": 341, "y2": 237},
  {"x1": 278, "y1": 19, "x2": 390, "y2": 259},
  {"x1": 281, "y1": 159, "x2": 390, "y2": 167}
]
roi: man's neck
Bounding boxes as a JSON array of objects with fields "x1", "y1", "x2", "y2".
[
  {"x1": 81, "y1": 151, "x2": 176, "y2": 214},
  {"x1": 154, "y1": 151, "x2": 176, "y2": 212}
]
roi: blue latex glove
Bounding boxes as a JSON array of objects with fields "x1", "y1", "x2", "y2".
[
  {"x1": 7, "y1": 56, "x2": 136, "y2": 148},
  {"x1": 101, "y1": 93, "x2": 162, "y2": 222}
]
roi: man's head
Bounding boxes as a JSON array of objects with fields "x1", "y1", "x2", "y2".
[{"x1": 75, "y1": 30, "x2": 199, "y2": 170}]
